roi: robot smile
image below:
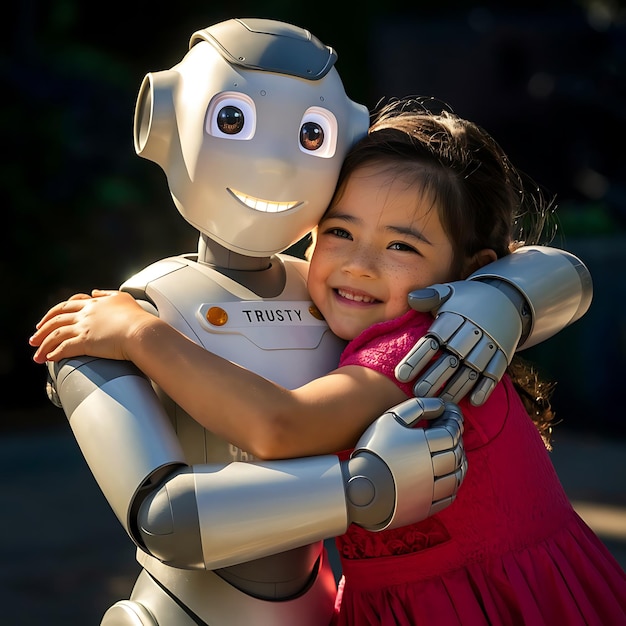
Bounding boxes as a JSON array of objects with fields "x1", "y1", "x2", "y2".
[{"x1": 229, "y1": 188, "x2": 302, "y2": 213}]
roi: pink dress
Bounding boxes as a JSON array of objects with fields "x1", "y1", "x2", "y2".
[{"x1": 333, "y1": 310, "x2": 626, "y2": 626}]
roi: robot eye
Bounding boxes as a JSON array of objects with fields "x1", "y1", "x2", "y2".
[
  {"x1": 217, "y1": 106, "x2": 245, "y2": 135},
  {"x1": 206, "y1": 93, "x2": 256, "y2": 140},
  {"x1": 298, "y1": 107, "x2": 338, "y2": 159},
  {"x1": 300, "y1": 122, "x2": 324, "y2": 151}
]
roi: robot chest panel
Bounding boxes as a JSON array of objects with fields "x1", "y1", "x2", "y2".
[
  {"x1": 145, "y1": 262, "x2": 346, "y2": 463},
  {"x1": 195, "y1": 300, "x2": 340, "y2": 383}
]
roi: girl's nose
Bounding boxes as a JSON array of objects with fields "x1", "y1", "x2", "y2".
[{"x1": 342, "y1": 245, "x2": 378, "y2": 278}]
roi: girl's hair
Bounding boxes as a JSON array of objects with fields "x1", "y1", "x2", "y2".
[{"x1": 328, "y1": 97, "x2": 557, "y2": 447}]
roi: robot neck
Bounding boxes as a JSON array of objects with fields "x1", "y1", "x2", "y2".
[
  {"x1": 196, "y1": 234, "x2": 287, "y2": 298},
  {"x1": 197, "y1": 234, "x2": 271, "y2": 271}
]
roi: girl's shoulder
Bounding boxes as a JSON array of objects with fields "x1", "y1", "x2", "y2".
[
  {"x1": 339, "y1": 310, "x2": 433, "y2": 396},
  {"x1": 342, "y1": 310, "x2": 432, "y2": 359}
]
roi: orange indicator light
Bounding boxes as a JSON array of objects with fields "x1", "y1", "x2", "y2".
[{"x1": 206, "y1": 306, "x2": 228, "y2": 326}]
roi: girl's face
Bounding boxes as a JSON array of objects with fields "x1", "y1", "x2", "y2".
[{"x1": 308, "y1": 164, "x2": 456, "y2": 340}]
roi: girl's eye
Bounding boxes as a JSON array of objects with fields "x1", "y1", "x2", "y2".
[
  {"x1": 389, "y1": 242, "x2": 419, "y2": 253},
  {"x1": 328, "y1": 227, "x2": 351, "y2": 239}
]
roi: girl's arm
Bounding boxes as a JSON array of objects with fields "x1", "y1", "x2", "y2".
[{"x1": 30, "y1": 291, "x2": 408, "y2": 459}]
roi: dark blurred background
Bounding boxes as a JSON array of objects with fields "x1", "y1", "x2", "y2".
[
  {"x1": 4, "y1": 0, "x2": 625, "y2": 435},
  {"x1": 1, "y1": 1, "x2": 625, "y2": 623}
]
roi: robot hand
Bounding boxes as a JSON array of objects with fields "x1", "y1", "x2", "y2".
[
  {"x1": 395, "y1": 282, "x2": 522, "y2": 406},
  {"x1": 345, "y1": 397, "x2": 466, "y2": 531},
  {"x1": 394, "y1": 246, "x2": 593, "y2": 407}
]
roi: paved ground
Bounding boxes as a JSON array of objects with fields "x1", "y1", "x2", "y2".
[{"x1": 1, "y1": 406, "x2": 625, "y2": 625}]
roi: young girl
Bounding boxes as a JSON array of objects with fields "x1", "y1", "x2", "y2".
[{"x1": 31, "y1": 99, "x2": 626, "y2": 624}]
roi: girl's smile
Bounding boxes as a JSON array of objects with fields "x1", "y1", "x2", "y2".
[{"x1": 334, "y1": 287, "x2": 381, "y2": 305}]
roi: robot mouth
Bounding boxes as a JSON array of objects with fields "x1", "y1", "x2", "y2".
[{"x1": 228, "y1": 188, "x2": 302, "y2": 213}]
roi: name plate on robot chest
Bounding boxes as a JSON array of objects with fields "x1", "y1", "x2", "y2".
[{"x1": 196, "y1": 301, "x2": 329, "y2": 349}]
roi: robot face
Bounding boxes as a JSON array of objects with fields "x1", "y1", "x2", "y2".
[{"x1": 134, "y1": 22, "x2": 369, "y2": 257}]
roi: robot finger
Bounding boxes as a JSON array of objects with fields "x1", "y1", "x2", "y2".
[
  {"x1": 424, "y1": 409, "x2": 463, "y2": 453},
  {"x1": 432, "y1": 471, "x2": 462, "y2": 504},
  {"x1": 463, "y1": 333, "x2": 498, "y2": 371},
  {"x1": 469, "y1": 350, "x2": 508, "y2": 406},
  {"x1": 433, "y1": 454, "x2": 467, "y2": 501},
  {"x1": 482, "y1": 349, "x2": 509, "y2": 382},
  {"x1": 445, "y1": 321, "x2": 483, "y2": 358},
  {"x1": 426, "y1": 311, "x2": 466, "y2": 345},
  {"x1": 395, "y1": 313, "x2": 471, "y2": 384},
  {"x1": 389, "y1": 396, "x2": 446, "y2": 427},
  {"x1": 430, "y1": 495, "x2": 455, "y2": 515},
  {"x1": 412, "y1": 354, "x2": 459, "y2": 397},
  {"x1": 407, "y1": 285, "x2": 452, "y2": 312},
  {"x1": 439, "y1": 366, "x2": 479, "y2": 403},
  {"x1": 469, "y1": 377, "x2": 496, "y2": 407},
  {"x1": 431, "y1": 439, "x2": 465, "y2": 478},
  {"x1": 394, "y1": 337, "x2": 440, "y2": 383}
]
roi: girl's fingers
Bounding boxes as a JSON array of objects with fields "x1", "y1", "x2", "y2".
[
  {"x1": 91, "y1": 289, "x2": 119, "y2": 297},
  {"x1": 30, "y1": 311, "x2": 78, "y2": 347},
  {"x1": 32, "y1": 326, "x2": 73, "y2": 363},
  {"x1": 35, "y1": 298, "x2": 90, "y2": 329}
]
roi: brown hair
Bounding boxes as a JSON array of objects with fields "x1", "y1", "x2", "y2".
[{"x1": 327, "y1": 97, "x2": 557, "y2": 447}]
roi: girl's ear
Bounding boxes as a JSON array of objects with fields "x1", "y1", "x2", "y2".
[{"x1": 462, "y1": 248, "x2": 497, "y2": 278}]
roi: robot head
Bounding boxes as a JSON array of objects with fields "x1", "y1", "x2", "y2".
[{"x1": 134, "y1": 18, "x2": 369, "y2": 257}]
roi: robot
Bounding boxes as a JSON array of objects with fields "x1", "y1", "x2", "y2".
[{"x1": 44, "y1": 18, "x2": 592, "y2": 626}]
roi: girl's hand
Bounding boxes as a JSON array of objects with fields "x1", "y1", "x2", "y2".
[{"x1": 29, "y1": 290, "x2": 152, "y2": 364}]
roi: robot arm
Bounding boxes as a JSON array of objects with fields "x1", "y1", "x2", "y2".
[
  {"x1": 139, "y1": 396, "x2": 465, "y2": 569},
  {"x1": 47, "y1": 356, "x2": 188, "y2": 542},
  {"x1": 395, "y1": 246, "x2": 593, "y2": 405},
  {"x1": 47, "y1": 358, "x2": 465, "y2": 570}
]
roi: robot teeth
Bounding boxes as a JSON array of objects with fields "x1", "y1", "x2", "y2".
[{"x1": 229, "y1": 189, "x2": 300, "y2": 213}]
